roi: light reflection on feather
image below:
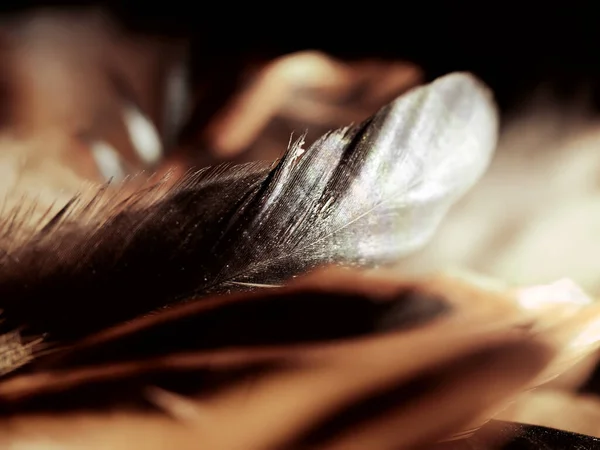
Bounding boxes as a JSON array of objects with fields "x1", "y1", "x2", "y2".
[{"x1": 0, "y1": 72, "x2": 497, "y2": 361}]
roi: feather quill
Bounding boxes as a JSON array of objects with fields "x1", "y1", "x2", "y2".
[{"x1": 0, "y1": 72, "x2": 498, "y2": 350}]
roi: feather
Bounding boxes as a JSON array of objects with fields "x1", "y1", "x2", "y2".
[
  {"x1": 436, "y1": 421, "x2": 600, "y2": 449},
  {"x1": 27, "y1": 267, "x2": 454, "y2": 372},
  {"x1": 0, "y1": 338, "x2": 550, "y2": 450},
  {"x1": 3, "y1": 267, "x2": 600, "y2": 449},
  {"x1": 0, "y1": 268, "x2": 555, "y2": 450},
  {"x1": 0, "y1": 72, "x2": 498, "y2": 355}
]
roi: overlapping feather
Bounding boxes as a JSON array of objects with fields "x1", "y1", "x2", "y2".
[
  {"x1": 0, "y1": 72, "x2": 600, "y2": 449},
  {"x1": 1, "y1": 268, "x2": 600, "y2": 449}
]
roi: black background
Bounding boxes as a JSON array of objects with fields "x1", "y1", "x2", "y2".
[{"x1": 3, "y1": 2, "x2": 600, "y2": 112}]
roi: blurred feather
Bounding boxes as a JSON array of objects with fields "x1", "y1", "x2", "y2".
[
  {"x1": 0, "y1": 72, "x2": 497, "y2": 352},
  {"x1": 4, "y1": 267, "x2": 600, "y2": 448},
  {"x1": 89, "y1": 140, "x2": 127, "y2": 182},
  {"x1": 0, "y1": 268, "x2": 557, "y2": 449}
]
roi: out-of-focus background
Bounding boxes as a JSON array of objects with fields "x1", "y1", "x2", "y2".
[{"x1": 2, "y1": 3, "x2": 600, "y2": 291}]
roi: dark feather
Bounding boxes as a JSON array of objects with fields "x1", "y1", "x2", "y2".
[
  {"x1": 0, "y1": 269, "x2": 554, "y2": 450},
  {"x1": 0, "y1": 72, "x2": 498, "y2": 364},
  {"x1": 437, "y1": 420, "x2": 600, "y2": 450},
  {"x1": 30, "y1": 271, "x2": 452, "y2": 371},
  {"x1": 0, "y1": 271, "x2": 454, "y2": 412}
]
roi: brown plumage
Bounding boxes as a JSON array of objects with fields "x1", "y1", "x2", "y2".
[{"x1": 1, "y1": 13, "x2": 600, "y2": 448}]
